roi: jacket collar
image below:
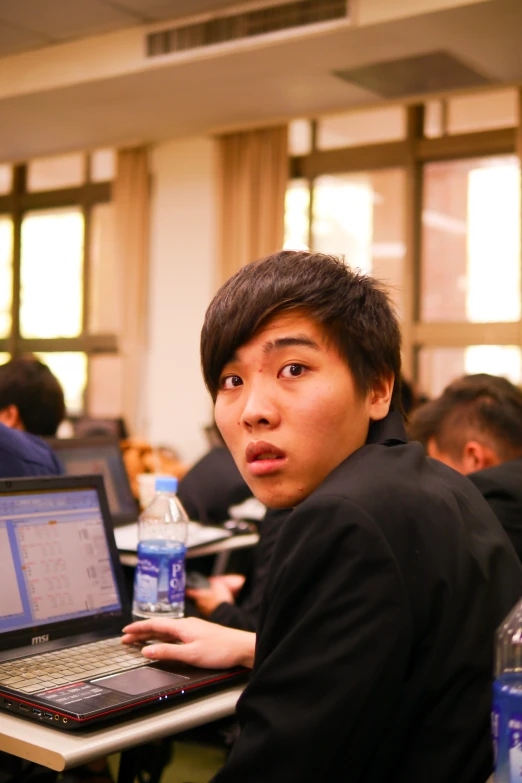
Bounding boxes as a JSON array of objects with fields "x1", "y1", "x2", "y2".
[{"x1": 366, "y1": 411, "x2": 407, "y2": 447}]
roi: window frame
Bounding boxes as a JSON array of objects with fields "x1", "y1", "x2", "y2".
[
  {"x1": 0, "y1": 157, "x2": 118, "y2": 411},
  {"x1": 288, "y1": 93, "x2": 522, "y2": 391}
]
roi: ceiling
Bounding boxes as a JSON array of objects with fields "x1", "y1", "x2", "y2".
[
  {"x1": 1, "y1": 0, "x2": 521, "y2": 161},
  {"x1": 0, "y1": 0, "x2": 254, "y2": 57}
]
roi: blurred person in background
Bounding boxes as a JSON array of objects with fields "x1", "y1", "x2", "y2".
[
  {"x1": 408, "y1": 373, "x2": 522, "y2": 559},
  {"x1": 0, "y1": 356, "x2": 64, "y2": 477}
]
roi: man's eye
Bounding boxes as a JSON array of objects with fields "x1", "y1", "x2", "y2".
[
  {"x1": 220, "y1": 375, "x2": 243, "y2": 390},
  {"x1": 279, "y1": 364, "x2": 306, "y2": 378}
]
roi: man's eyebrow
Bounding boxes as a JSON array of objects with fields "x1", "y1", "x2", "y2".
[{"x1": 263, "y1": 335, "x2": 320, "y2": 356}]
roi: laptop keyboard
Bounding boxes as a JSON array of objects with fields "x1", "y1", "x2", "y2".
[{"x1": 0, "y1": 638, "x2": 150, "y2": 694}]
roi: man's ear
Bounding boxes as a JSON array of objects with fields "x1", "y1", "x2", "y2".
[
  {"x1": 0, "y1": 404, "x2": 24, "y2": 431},
  {"x1": 461, "y1": 440, "x2": 500, "y2": 474},
  {"x1": 369, "y1": 375, "x2": 394, "y2": 422}
]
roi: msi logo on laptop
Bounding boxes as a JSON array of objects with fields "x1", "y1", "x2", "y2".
[{"x1": 31, "y1": 635, "x2": 49, "y2": 645}]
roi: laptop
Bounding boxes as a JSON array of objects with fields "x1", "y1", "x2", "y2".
[
  {"x1": 47, "y1": 436, "x2": 140, "y2": 527},
  {"x1": 0, "y1": 475, "x2": 246, "y2": 731},
  {"x1": 47, "y1": 436, "x2": 232, "y2": 549}
]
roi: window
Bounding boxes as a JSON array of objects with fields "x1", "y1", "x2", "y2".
[
  {"x1": 421, "y1": 155, "x2": 520, "y2": 323},
  {"x1": 284, "y1": 169, "x2": 406, "y2": 316},
  {"x1": 0, "y1": 151, "x2": 118, "y2": 415},
  {"x1": 287, "y1": 92, "x2": 522, "y2": 396},
  {"x1": 418, "y1": 346, "x2": 522, "y2": 398}
]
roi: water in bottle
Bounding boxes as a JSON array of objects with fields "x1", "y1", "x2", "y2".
[
  {"x1": 493, "y1": 600, "x2": 522, "y2": 781},
  {"x1": 132, "y1": 476, "x2": 189, "y2": 619}
]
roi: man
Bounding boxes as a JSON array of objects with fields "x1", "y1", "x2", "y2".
[
  {"x1": 123, "y1": 251, "x2": 522, "y2": 783},
  {"x1": 0, "y1": 356, "x2": 64, "y2": 476},
  {"x1": 409, "y1": 373, "x2": 522, "y2": 559}
]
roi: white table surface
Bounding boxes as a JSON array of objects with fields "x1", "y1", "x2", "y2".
[
  {"x1": 0, "y1": 685, "x2": 244, "y2": 771},
  {"x1": 118, "y1": 532, "x2": 259, "y2": 568}
]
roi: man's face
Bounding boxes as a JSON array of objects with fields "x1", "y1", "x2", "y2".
[{"x1": 214, "y1": 312, "x2": 390, "y2": 508}]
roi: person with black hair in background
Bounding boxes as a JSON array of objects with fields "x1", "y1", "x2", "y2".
[
  {"x1": 0, "y1": 356, "x2": 64, "y2": 477},
  {"x1": 409, "y1": 373, "x2": 522, "y2": 560}
]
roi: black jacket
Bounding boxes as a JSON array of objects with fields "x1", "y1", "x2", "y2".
[
  {"x1": 212, "y1": 413, "x2": 522, "y2": 783},
  {"x1": 210, "y1": 508, "x2": 287, "y2": 631},
  {"x1": 469, "y1": 458, "x2": 522, "y2": 562}
]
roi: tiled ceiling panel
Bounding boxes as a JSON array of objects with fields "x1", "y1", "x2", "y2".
[
  {"x1": 0, "y1": 19, "x2": 50, "y2": 56},
  {"x1": 114, "y1": 0, "x2": 259, "y2": 22},
  {"x1": 334, "y1": 51, "x2": 492, "y2": 98},
  {"x1": 0, "y1": 0, "x2": 139, "y2": 43}
]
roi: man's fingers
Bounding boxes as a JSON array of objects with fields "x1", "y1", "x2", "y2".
[
  {"x1": 122, "y1": 618, "x2": 189, "y2": 638},
  {"x1": 141, "y1": 642, "x2": 191, "y2": 663}
]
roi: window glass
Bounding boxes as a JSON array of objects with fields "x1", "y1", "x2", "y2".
[
  {"x1": 20, "y1": 208, "x2": 84, "y2": 338},
  {"x1": 87, "y1": 355, "x2": 123, "y2": 417},
  {"x1": 88, "y1": 203, "x2": 122, "y2": 335},
  {"x1": 311, "y1": 170, "x2": 406, "y2": 315},
  {"x1": 284, "y1": 179, "x2": 310, "y2": 251},
  {"x1": 90, "y1": 149, "x2": 116, "y2": 182},
  {"x1": 27, "y1": 153, "x2": 84, "y2": 192},
  {"x1": 36, "y1": 352, "x2": 87, "y2": 415},
  {"x1": 0, "y1": 165, "x2": 12, "y2": 195},
  {"x1": 418, "y1": 346, "x2": 522, "y2": 399},
  {"x1": 424, "y1": 100, "x2": 444, "y2": 138},
  {"x1": 421, "y1": 155, "x2": 520, "y2": 323},
  {"x1": 448, "y1": 88, "x2": 517, "y2": 134},
  {"x1": 0, "y1": 218, "x2": 13, "y2": 338},
  {"x1": 317, "y1": 106, "x2": 405, "y2": 150},
  {"x1": 288, "y1": 120, "x2": 312, "y2": 156}
]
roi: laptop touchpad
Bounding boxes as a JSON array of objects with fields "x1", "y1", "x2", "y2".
[{"x1": 96, "y1": 667, "x2": 190, "y2": 695}]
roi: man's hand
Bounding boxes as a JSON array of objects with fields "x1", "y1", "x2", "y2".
[
  {"x1": 187, "y1": 574, "x2": 246, "y2": 616},
  {"x1": 122, "y1": 617, "x2": 255, "y2": 669}
]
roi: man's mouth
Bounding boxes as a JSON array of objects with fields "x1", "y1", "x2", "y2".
[{"x1": 245, "y1": 442, "x2": 286, "y2": 476}]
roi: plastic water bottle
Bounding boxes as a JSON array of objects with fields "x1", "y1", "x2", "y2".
[
  {"x1": 132, "y1": 476, "x2": 189, "y2": 619},
  {"x1": 492, "y1": 600, "x2": 522, "y2": 781}
]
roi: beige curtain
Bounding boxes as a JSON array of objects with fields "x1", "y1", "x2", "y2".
[
  {"x1": 217, "y1": 125, "x2": 288, "y2": 284},
  {"x1": 113, "y1": 147, "x2": 150, "y2": 437}
]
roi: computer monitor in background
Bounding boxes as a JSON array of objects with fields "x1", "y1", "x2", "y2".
[
  {"x1": 69, "y1": 416, "x2": 129, "y2": 439},
  {"x1": 47, "y1": 436, "x2": 139, "y2": 526}
]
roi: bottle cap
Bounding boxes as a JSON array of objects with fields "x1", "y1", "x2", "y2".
[{"x1": 155, "y1": 476, "x2": 178, "y2": 493}]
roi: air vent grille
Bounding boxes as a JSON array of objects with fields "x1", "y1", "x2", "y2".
[{"x1": 147, "y1": 0, "x2": 348, "y2": 57}]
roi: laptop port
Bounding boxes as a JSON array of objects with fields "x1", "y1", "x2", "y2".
[
  {"x1": 33, "y1": 708, "x2": 42, "y2": 717},
  {"x1": 4, "y1": 700, "x2": 12, "y2": 707},
  {"x1": 62, "y1": 717, "x2": 68, "y2": 724},
  {"x1": 54, "y1": 714, "x2": 59, "y2": 721},
  {"x1": 44, "y1": 712, "x2": 53, "y2": 720},
  {"x1": 19, "y1": 704, "x2": 29, "y2": 713}
]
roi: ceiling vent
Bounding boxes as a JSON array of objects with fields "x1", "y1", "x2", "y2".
[
  {"x1": 147, "y1": 0, "x2": 349, "y2": 57},
  {"x1": 334, "y1": 51, "x2": 492, "y2": 99}
]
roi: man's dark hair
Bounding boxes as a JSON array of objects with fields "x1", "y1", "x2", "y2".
[
  {"x1": 201, "y1": 250, "x2": 402, "y2": 410},
  {"x1": 0, "y1": 356, "x2": 65, "y2": 436},
  {"x1": 411, "y1": 373, "x2": 522, "y2": 461},
  {"x1": 407, "y1": 397, "x2": 444, "y2": 448}
]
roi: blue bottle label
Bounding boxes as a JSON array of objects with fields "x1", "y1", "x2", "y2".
[
  {"x1": 509, "y1": 714, "x2": 522, "y2": 781},
  {"x1": 493, "y1": 705, "x2": 500, "y2": 770},
  {"x1": 135, "y1": 554, "x2": 161, "y2": 604},
  {"x1": 168, "y1": 549, "x2": 186, "y2": 604}
]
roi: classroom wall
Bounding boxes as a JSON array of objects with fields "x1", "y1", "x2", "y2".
[{"x1": 144, "y1": 136, "x2": 218, "y2": 465}]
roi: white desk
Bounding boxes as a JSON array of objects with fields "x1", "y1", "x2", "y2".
[
  {"x1": 118, "y1": 532, "x2": 259, "y2": 575},
  {"x1": 0, "y1": 685, "x2": 243, "y2": 772}
]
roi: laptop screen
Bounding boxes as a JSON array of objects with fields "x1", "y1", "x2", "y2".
[
  {"x1": 0, "y1": 487, "x2": 122, "y2": 635},
  {"x1": 49, "y1": 438, "x2": 139, "y2": 524}
]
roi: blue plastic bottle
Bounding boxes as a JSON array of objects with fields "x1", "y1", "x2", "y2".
[
  {"x1": 132, "y1": 476, "x2": 189, "y2": 619},
  {"x1": 493, "y1": 601, "x2": 522, "y2": 781}
]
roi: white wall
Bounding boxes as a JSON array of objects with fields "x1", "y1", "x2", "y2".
[{"x1": 144, "y1": 137, "x2": 218, "y2": 465}]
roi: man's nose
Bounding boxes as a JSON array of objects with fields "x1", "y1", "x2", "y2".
[{"x1": 239, "y1": 381, "x2": 279, "y2": 431}]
